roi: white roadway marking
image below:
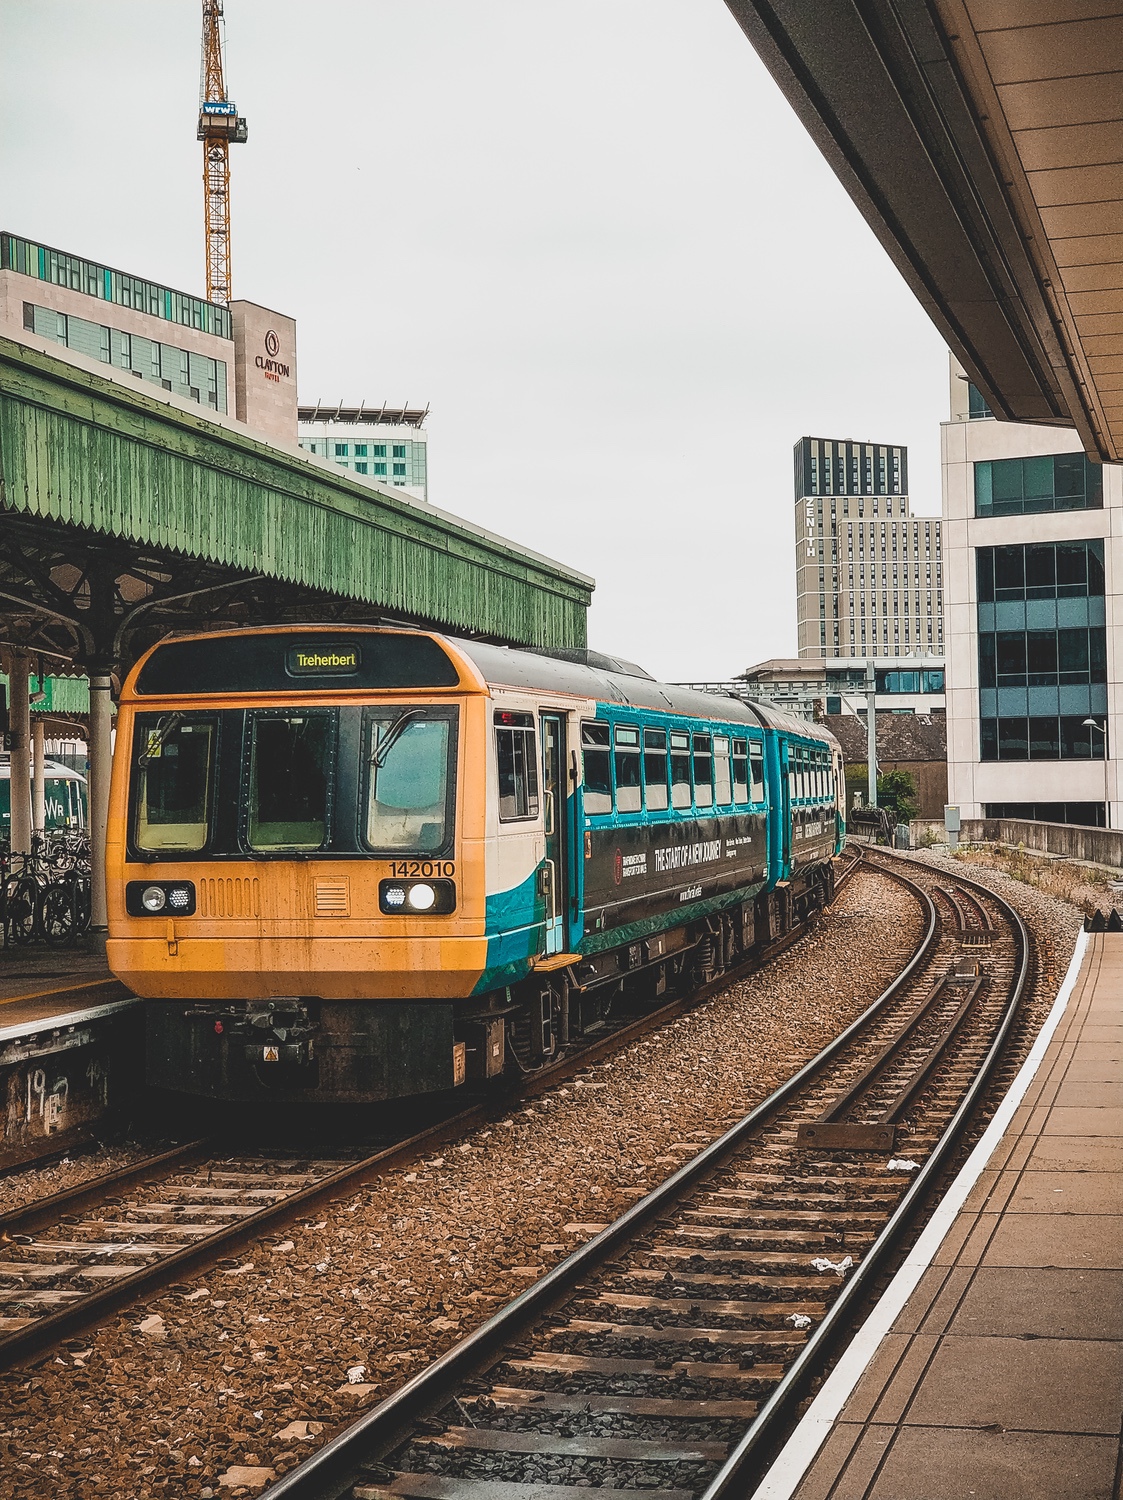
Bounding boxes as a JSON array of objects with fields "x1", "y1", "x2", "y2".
[{"x1": 751, "y1": 926, "x2": 1091, "y2": 1500}]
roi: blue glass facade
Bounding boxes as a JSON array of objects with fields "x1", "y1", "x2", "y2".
[
  {"x1": 975, "y1": 454, "x2": 1102, "y2": 518},
  {"x1": 977, "y1": 541, "x2": 1107, "y2": 760}
]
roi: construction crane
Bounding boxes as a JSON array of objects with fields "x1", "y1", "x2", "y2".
[{"x1": 197, "y1": 0, "x2": 248, "y2": 306}]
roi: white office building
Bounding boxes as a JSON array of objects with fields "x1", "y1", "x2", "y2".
[
  {"x1": 298, "y1": 401, "x2": 428, "y2": 502},
  {"x1": 943, "y1": 357, "x2": 1120, "y2": 827}
]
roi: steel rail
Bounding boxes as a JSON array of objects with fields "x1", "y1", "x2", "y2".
[
  {"x1": 0, "y1": 1139, "x2": 211, "y2": 1238},
  {"x1": 260, "y1": 854, "x2": 937, "y2": 1500},
  {"x1": 698, "y1": 850, "x2": 1031, "y2": 1500},
  {"x1": 0, "y1": 858, "x2": 859, "y2": 1369}
]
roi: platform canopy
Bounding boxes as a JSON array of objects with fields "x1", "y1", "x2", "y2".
[
  {"x1": 726, "y1": 1, "x2": 1123, "y2": 462},
  {"x1": 0, "y1": 334, "x2": 592, "y2": 678}
]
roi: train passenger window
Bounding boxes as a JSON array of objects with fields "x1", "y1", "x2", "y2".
[
  {"x1": 693, "y1": 734, "x2": 713, "y2": 809},
  {"x1": 495, "y1": 712, "x2": 540, "y2": 822},
  {"x1": 643, "y1": 729, "x2": 669, "y2": 811},
  {"x1": 582, "y1": 721, "x2": 612, "y2": 814},
  {"x1": 614, "y1": 725, "x2": 642, "y2": 813},
  {"x1": 247, "y1": 711, "x2": 333, "y2": 851},
  {"x1": 670, "y1": 731, "x2": 692, "y2": 809},
  {"x1": 366, "y1": 708, "x2": 456, "y2": 849},
  {"x1": 713, "y1": 736, "x2": 732, "y2": 805},
  {"x1": 749, "y1": 744, "x2": 764, "y2": 802},
  {"x1": 134, "y1": 714, "x2": 215, "y2": 852},
  {"x1": 732, "y1": 739, "x2": 749, "y2": 804}
]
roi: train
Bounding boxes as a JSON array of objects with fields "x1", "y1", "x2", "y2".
[
  {"x1": 0, "y1": 754, "x2": 87, "y2": 838},
  {"x1": 105, "y1": 625, "x2": 845, "y2": 1104}
]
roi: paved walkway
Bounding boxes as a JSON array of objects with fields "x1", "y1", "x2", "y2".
[{"x1": 757, "y1": 930, "x2": 1123, "y2": 1500}]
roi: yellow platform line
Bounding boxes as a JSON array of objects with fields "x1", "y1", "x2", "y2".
[{"x1": 0, "y1": 976, "x2": 121, "y2": 1011}]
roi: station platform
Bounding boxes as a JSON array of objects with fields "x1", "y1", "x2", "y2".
[
  {"x1": 0, "y1": 947, "x2": 139, "y2": 1167},
  {"x1": 0, "y1": 945, "x2": 135, "y2": 1040},
  {"x1": 757, "y1": 928, "x2": 1122, "y2": 1500}
]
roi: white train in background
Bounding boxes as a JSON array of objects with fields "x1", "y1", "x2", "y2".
[{"x1": 0, "y1": 755, "x2": 87, "y2": 838}]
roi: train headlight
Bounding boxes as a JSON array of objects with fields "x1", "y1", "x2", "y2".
[
  {"x1": 378, "y1": 878, "x2": 456, "y2": 915},
  {"x1": 126, "y1": 880, "x2": 197, "y2": 917},
  {"x1": 141, "y1": 885, "x2": 166, "y2": 913},
  {"x1": 406, "y1": 882, "x2": 436, "y2": 911}
]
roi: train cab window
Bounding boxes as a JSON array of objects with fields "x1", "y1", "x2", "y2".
[
  {"x1": 732, "y1": 739, "x2": 749, "y2": 804},
  {"x1": 713, "y1": 736, "x2": 732, "y2": 805},
  {"x1": 582, "y1": 721, "x2": 612, "y2": 814},
  {"x1": 367, "y1": 708, "x2": 456, "y2": 849},
  {"x1": 247, "y1": 710, "x2": 333, "y2": 851},
  {"x1": 643, "y1": 729, "x2": 669, "y2": 811},
  {"x1": 614, "y1": 725, "x2": 642, "y2": 813},
  {"x1": 495, "y1": 712, "x2": 540, "y2": 822},
  {"x1": 134, "y1": 714, "x2": 216, "y2": 852},
  {"x1": 749, "y1": 744, "x2": 765, "y2": 803},
  {"x1": 693, "y1": 733, "x2": 713, "y2": 809},
  {"x1": 670, "y1": 731, "x2": 692, "y2": 809}
]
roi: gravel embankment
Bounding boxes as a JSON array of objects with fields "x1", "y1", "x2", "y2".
[{"x1": 0, "y1": 870, "x2": 930, "y2": 1499}]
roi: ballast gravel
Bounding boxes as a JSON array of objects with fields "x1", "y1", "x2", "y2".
[
  {"x1": 1, "y1": 1144, "x2": 153, "y2": 1215},
  {"x1": 0, "y1": 863, "x2": 1053, "y2": 1500}
]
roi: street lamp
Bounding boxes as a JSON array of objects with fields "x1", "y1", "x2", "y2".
[{"x1": 1083, "y1": 718, "x2": 1108, "y2": 828}]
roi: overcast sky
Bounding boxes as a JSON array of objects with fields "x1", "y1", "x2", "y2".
[{"x1": 1, "y1": 1, "x2": 948, "y2": 681}]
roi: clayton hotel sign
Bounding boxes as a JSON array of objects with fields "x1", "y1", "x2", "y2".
[{"x1": 256, "y1": 329, "x2": 290, "y2": 382}]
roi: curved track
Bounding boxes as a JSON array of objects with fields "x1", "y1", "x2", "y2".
[{"x1": 259, "y1": 849, "x2": 1031, "y2": 1500}]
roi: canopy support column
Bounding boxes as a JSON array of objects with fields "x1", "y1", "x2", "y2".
[
  {"x1": 88, "y1": 673, "x2": 114, "y2": 937},
  {"x1": 8, "y1": 653, "x2": 32, "y2": 853}
]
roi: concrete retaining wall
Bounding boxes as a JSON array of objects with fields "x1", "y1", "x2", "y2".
[{"x1": 908, "y1": 817, "x2": 1123, "y2": 872}]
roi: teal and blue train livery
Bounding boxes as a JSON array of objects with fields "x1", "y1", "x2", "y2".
[{"x1": 111, "y1": 626, "x2": 844, "y2": 1106}]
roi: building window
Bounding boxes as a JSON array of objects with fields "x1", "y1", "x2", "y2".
[
  {"x1": 354, "y1": 444, "x2": 367, "y2": 457},
  {"x1": 374, "y1": 462, "x2": 387, "y2": 475},
  {"x1": 983, "y1": 801, "x2": 1105, "y2": 829},
  {"x1": 372, "y1": 444, "x2": 387, "y2": 458},
  {"x1": 393, "y1": 462, "x2": 406, "y2": 477},
  {"x1": 968, "y1": 383, "x2": 993, "y2": 419},
  {"x1": 335, "y1": 443, "x2": 348, "y2": 456},
  {"x1": 975, "y1": 454, "x2": 1102, "y2": 517},
  {"x1": 392, "y1": 444, "x2": 406, "y2": 459},
  {"x1": 355, "y1": 462, "x2": 368, "y2": 474}
]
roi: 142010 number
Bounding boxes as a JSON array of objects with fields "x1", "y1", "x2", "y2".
[{"x1": 389, "y1": 861, "x2": 455, "y2": 878}]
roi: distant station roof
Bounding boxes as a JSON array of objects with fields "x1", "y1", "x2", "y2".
[
  {"x1": 298, "y1": 401, "x2": 430, "y2": 427},
  {"x1": 0, "y1": 336, "x2": 591, "y2": 674},
  {"x1": 725, "y1": 3, "x2": 1123, "y2": 462}
]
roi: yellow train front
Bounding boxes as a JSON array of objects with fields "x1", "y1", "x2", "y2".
[{"x1": 108, "y1": 625, "x2": 844, "y2": 1104}]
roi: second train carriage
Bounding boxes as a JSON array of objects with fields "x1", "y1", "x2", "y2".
[{"x1": 105, "y1": 625, "x2": 844, "y2": 1104}]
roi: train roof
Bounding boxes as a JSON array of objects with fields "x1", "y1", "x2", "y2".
[
  {"x1": 453, "y1": 638, "x2": 841, "y2": 747},
  {"x1": 0, "y1": 756, "x2": 86, "y2": 782}
]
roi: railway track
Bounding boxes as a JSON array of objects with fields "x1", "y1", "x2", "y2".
[
  {"x1": 259, "y1": 849, "x2": 1031, "y2": 1500},
  {"x1": 0, "y1": 854, "x2": 863, "y2": 1370}
]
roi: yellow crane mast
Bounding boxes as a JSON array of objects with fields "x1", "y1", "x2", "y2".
[{"x1": 198, "y1": 0, "x2": 248, "y2": 306}]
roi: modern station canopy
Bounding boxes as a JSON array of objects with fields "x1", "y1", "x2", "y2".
[{"x1": 726, "y1": 1, "x2": 1123, "y2": 461}]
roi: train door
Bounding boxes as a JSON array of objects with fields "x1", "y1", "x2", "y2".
[
  {"x1": 780, "y1": 739, "x2": 792, "y2": 877},
  {"x1": 540, "y1": 713, "x2": 569, "y2": 956}
]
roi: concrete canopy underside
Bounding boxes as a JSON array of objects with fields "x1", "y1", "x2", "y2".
[
  {"x1": 725, "y1": 0, "x2": 1123, "y2": 462},
  {"x1": 0, "y1": 336, "x2": 591, "y2": 672}
]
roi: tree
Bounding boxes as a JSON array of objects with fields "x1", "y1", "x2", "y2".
[{"x1": 877, "y1": 768, "x2": 919, "y2": 824}]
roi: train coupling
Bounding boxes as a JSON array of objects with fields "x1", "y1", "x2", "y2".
[{"x1": 182, "y1": 1001, "x2": 318, "y2": 1066}]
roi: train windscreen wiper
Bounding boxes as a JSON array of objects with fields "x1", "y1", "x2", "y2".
[
  {"x1": 370, "y1": 709, "x2": 425, "y2": 768},
  {"x1": 137, "y1": 713, "x2": 184, "y2": 767}
]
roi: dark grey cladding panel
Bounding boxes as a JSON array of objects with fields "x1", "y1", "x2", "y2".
[{"x1": 452, "y1": 637, "x2": 768, "y2": 725}]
